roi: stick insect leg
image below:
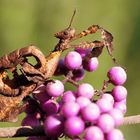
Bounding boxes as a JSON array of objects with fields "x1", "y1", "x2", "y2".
[
  {"x1": 71, "y1": 40, "x2": 104, "y2": 50},
  {"x1": 19, "y1": 62, "x2": 45, "y2": 85},
  {"x1": 71, "y1": 25, "x2": 100, "y2": 41},
  {"x1": 0, "y1": 71, "x2": 20, "y2": 97},
  {"x1": 21, "y1": 62, "x2": 45, "y2": 78},
  {"x1": 0, "y1": 83, "x2": 36, "y2": 122},
  {"x1": 70, "y1": 25, "x2": 118, "y2": 64}
]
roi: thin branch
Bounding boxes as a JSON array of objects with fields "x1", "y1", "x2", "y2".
[
  {"x1": 123, "y1": 115, "x2": 140, "y2": 125},
  {"x1": 0, "y1": 115, "x2": 140, "y2": 138},
  {"x1": 62, "y1": 71, "x2": 73, "y2": 84},
  {"x1": 67, "y1": 78, "x2": 79, "y2": 87},
  {"x1": 0, "y1": 125, "x2": 45, "y2": 138},
  {"x1": 62, "y1": 71, "x2": 79, "y2": 87}
]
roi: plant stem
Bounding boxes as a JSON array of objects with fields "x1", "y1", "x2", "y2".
[
  {"x1": 0, "y1": 125, "x2": 44, "y2": 138},
  {"x1": 0, "y1": 115, "x2": 140, "y2": 138},
  {"x1": 123, "y1": 115, "x2": 140, "y2": 125}
]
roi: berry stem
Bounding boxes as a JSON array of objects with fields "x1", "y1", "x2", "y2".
[
  {"x1": 66, "y1": 78, "x2": 79, "y2": 87},
  {"x1": 62, "y1": 71, "x2": 73, "y2": 84},
  {"x1": 62, "y1": 71, "x2": 79, "y2": 87},
  {"x1": 102, "y1": 80, "x2": 110, "y2": 92}
]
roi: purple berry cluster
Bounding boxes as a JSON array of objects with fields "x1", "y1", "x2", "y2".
[{"x1": 21, "y1": 48, "x2": 127, "y2": 140}]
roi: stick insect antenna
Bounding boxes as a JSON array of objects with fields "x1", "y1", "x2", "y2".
[{"x1": 67, "y1": 9, "x2": 76, "y2": 29}]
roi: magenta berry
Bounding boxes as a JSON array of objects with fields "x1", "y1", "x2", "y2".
[
  {"x1": 77, "y1": 83, "x2": 94, "y2": 99},
  {"x1": 75, "y1": 47, "x2": 91, "y2": 57},
  {"x1": 46, "y1": 80, "x2": 64, "y2": 97},
  {"x1": 64, "y1": 116, "x2": 85, "y2": 137},
  {"x1": 76, "y1": 96, "x2": 91, "y2": 109},
  {"x1": 72, "y1": 68, "x2": 85, "y2": 81},
  {"x1": 41, "y1": 99, "x2": 59, "y2": 115},
  {"x1": 64, "y1": 51, "x2": 82, "y2": 70},
  {"x1": 21, "y1": 114, "x2": 40, "y2": 127},
  {"x1": 33, "y1": 84, "x2": 46, "y2": 94},
  {"x1": 81, "y1": 103, "x2": 100, "y2": 122},
  {"x1": 54, "y1": 58, "x2": 68, "y2": 76},
  {"x1": 107, "y1": 129, "x2": 124, "y2": 140},
  {"x1": 109, "y1": 108, "x2": 124, "y2": 126},
  {"x1": 61, "y1": 102, "x2": 80, "y2": 118},
  {"x1": 101, "y1": 93, "x2": 114, "y2": 104},
  {"x1": 114, "y1": 101, "x2": 127, "y2": 114},
  {"x1": 112, "y1": 85, "x2": 127, "y2": 102},
  {"x1": 97, "y1": 98, "x2": 113, "y2": 113},
  {"x1": 44, "y1": 115, "x2": 64, "y2": 136},
  {"x1": 33, "y1": 85, "x2": 51, "y2": 103},
  {"x1": 97, "y1": 114, "x2": 115, "y2": 133},
  {"x1": 108, "y1": 66, "x2": 127, "y2": 85},
  {"x1": 84, "y1": 126, "x2": 104, "y2": 140},
  {"x1": 62, "y1": 90, "x2": 76, "y2": 103},
  {"x1": 83, "y1": 57, "x2": 99, "y2": 72},
  {"x1": 24, "y1": 98, "x2": 39, "y2": 114}
]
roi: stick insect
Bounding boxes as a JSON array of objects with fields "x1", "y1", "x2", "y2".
[{"x1": 0, "y1": 11, "x2": 114, "y2": 122}]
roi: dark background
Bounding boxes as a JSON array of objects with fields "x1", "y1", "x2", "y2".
[{"x1": 0, "y1": 0, "x2": 140, "y2": 140}]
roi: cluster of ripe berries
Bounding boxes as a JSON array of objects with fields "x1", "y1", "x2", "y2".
[{"x1": 21, "y1": 47, "x2": 127, "y2": 140}]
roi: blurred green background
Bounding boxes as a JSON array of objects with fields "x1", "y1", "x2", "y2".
[{"x1": 0, "y1": 0, "x2": 140, "y2": 140}]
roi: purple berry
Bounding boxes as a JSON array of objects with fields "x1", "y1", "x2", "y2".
[
  {"x1": 112, "y1": 86, "x2": 127, "y2": 102},
  {"x1": 81, "y1": 103, "x2": 100, "y2": 122},
  {"x1": 109, "y1": 108, "x2": 124, "y2": 126},
  {"x1": 46, "y1": 80, "x2": 64, "y2": 97},
  {"x1": 101, "y1": 93, "x2": 114, "y2": 104},
  {"x1": 62, "y1": 90, "x2": 76, "y2": 103},
  {"x1": 33, "y1": 85, "x2": 51, "y2": 103},
  {"x1": 44, "y1": 115, "x2": 64, "y2": 136},
  {"x1": 22, "y1": 114, "x2": 40, "y2": 127},
  {"x1": 24, "y1": 98, "x2": 39, "y2": 114},
  {"x1": 120, "y1": 99, "x2": 127, "y2": 104},
  {"x1": 114, "y1": 101, "x2": 127, "y2": 114},
  {"x1": 97, "y1": 114, "x2": 115, "y2": 133},
  {"x1": 75, "y1": 47, "x2": 91, "y2": 57},
  {"x1": 64, "y1": 51, "x2": 82, "y2": 70},
  {"x1": 76, "y1": 96, "x2": 91, "y2": 109},
  {"x1": 33, "y1": 84, "x2": 46, "y2": 94},
  {"x1": 61, "y1": 102, "x2": 80, "y2": 118},
  {"x1": 107, "y1": 66, "x2": 127, "y2": 85},
  {"x1": 72, "y1": 68, "x2": 85, "y2": 81},
  {"x1": 64, "y1": 116, "x2": 85, "y2": 137},
  {"x1": 77, "y1": 83, "x2": 94, "y2": 99},
  {"x1": 54, "y1": 58, "x2": 68, "y2": 76},
  {"x1": 83, "y1": 57, "x2": 99, "y2": 72},
  {"x1": 107, "y1": 129, "x2": 124, "y2": 140},
  {"x1": 33, "y1": 92, "x2": 51, "y2": 103},
  {"x1": 84, "y1": 126, "x2": 104, "y2": 140},
  {"x1": 41, "y1": 99, "x2": 59, "y2": 115},
  {"x1": 96, "y1": 98, "x2": 113, "y2": 113}
]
